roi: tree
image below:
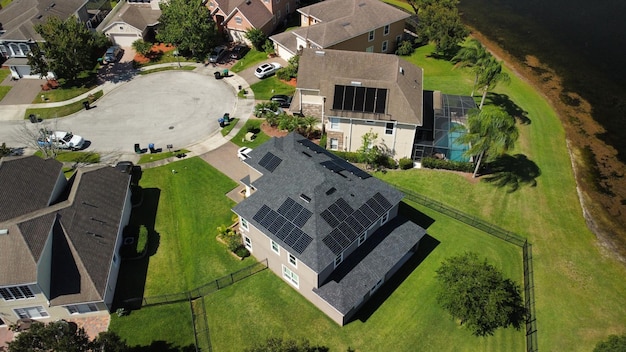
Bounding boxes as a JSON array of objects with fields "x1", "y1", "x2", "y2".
[
  {"x1": 0, "y1": 142, "x2": 12, "y2": 157},
  {"x1": 34, "y1": 16, "x2": 108, "y2": 81},
  {"x1": 357, "y1": 130, "x2": 385, "y2": 169},
  {"x1": 26, "y1": 43, "x2": 50, "y2": 79},
  {"x1": 245, "y1": 28, "x2": 267, "y2": 51},
  {"x1": 7, "y1": 320, "x2": 90, "y2": 352},
  {"x1": 91, "y1": 331, "x2": 130, "y2": 352},
  {"x1": 476, "y1": 56, "x2": 510, "y2": 109},
  {"x1": 435, "y1": 252, "x2": 527, "y2": 337},
  {"x1": 245, "y1": 337, "x2": 329, "y2": 352},
  {"x1": 132, "y1": 39, "x2": 153, "y2": 57},
  {"x1": 456, "y1": 106, "x2": 519, "y2": 177},
  {"x1": 451, "y1": 39, "x2": 490, "y2": 96},
  {"x1": 297, "y1": 116, "x2": 320, "y2": 138},
  {"x1": 157, "y1": 0, "x2": 218, "y2": 59},
  {"x1": 594, "y1": 334, "x2": 626, "y2": 352},
  {"x1": 415, "y1": 0, "x2": 469, "y2": 54}
]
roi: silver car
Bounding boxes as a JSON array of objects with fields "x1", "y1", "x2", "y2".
[{"x1": 254, "y1": 62, "x2": 282, "y2": 78}]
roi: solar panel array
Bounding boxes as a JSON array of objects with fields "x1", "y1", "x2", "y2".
[
  {"x1": 258, "y1": 152, "x2": 282, "y2": 172},
  {"x1": 298, "y1": 138, "x2": 327, "y2": 154},
  {"x1": 320, "y1": 159, "x2": 371, "y2": 179},
  {"x1": 322, "y1": 192, "x2": 393, "y2": 255},
  {"x1": 252, "y1": 198, "x2": 313, "y2": 254}
]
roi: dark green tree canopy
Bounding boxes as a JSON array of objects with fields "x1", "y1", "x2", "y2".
[
  {"x1": 34, "y1": 16, "x2": 108, "y2": 81},
  {"x1": 414, "y1": 0, "x2": 468, "y2": 54},
  {"x1": 157, "y1": 0, "x2": 219, "y2": 58},
  {"x1": 245, "y1": 28, "x2": 267, "y2": 51},
  {"x1": 8, "y1": 323, "x2": 130, "y2": 352},
  {"x1": 594, "y1": 334, "x2": 626, "y2": 352},
  {"x1": 435, "y1": 252, "x2": 528, "y2": 336},
  {"x1": 245, "y1": 338, "x2": 329, "y2": 352}
]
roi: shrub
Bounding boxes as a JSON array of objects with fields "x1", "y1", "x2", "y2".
[
  {"x1": 332, "y1": 151, "x2": 361, "y2": 163},
  {"x1": 319, "y1": 134, "x2": 327, "y2": 149},
  {"x1": 244, "y1": 28, "x2": 266, "y2": 51},
  {"x1": 422, "y1": 157, "x2": 474, "y2": 172},
  {"x1": 132, "y1": 39, "x2": 152, "y2": 56},
  {"x1": 234, "y1": 246, "x2": 250, "y2": 259},
  {"x1": 396, "y1": 40, "x2": 415, "y2": 56},
  {"x1": 399, "y1": 157, "x2": 414, "y2": 170}
]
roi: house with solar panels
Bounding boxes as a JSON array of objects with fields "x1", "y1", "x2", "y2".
[{"x1": 232, "y1": 132, "x2": 426, "y2": 325}]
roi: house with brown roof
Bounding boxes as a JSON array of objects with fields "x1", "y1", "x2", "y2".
[
  {"x1": 0, "y1": 0, "x2": 111, "y2": 79},
  {"x1": 206, "y1": 0, "x2": 297, "y2": 43},
  {"x1": 0, "y1": 156, "x2": 131, "y2": 325},
  {"x1": 99, "y1": 1, "x2": 161, "y2": 47},
  {"x1": 270, "y1": 0, "x2": 409, "y2": 61},
  {"x1": 232, "y1": 132, "x2": 426, "y2": 325}
]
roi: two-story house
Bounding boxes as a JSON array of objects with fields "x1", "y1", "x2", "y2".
[
  {"x1": 99, "y1": 0, "x2": 161, "y2": 47},
  {"x1": 0, "y1": 156, "x2": 131, "y2": 325},
  {"x1": 270, "y1": 0, "x2": 409, "y2": 61},
  {"x1": 232, "y1": 132, "x2": 426, "y2": 325},
  {"x1": 206, "y1": 0, "x2": 297, "y2": 44}
]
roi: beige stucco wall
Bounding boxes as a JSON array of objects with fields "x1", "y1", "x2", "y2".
[
  {"x1": 326, "y1": 20, "x2": 405, "y2": 54},
  {"x1": 103, "y1": 188, "x2": 132, "y2": 310}
]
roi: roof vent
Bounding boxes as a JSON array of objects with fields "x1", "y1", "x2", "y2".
[
  {"x1": 245, "y1": 0, "x2": 251, "y2": 4},
  {"x1": 399, "y1": 67, "x2": 404, "y2": 75},
  {"x1": 358, "y1": 2, "x2": 366, "y2": 6},
  {"x1": 0, "y1": 229, "x2": 8, "y2": 235},
  {"x1": 302, "y1": 151, "x2": 312, "y2": 157},
  {"x1": 341, "y1": 22, "x2": 350, "y2": 27},
  {"x1": 315, "y1": 50, "x2": 325, "y2": 56},
  {"x1": 299, "y1": 194, "x2": 311, "y2": 203},
  {"x1": 325, "y1": 187, "x2": 336, "y2": 196},
  {"x1": 350, "y1": 81, "x2": 362, "y2": 86},
  {"x1": 36, "y1": 14, "x2": 43, "y2": 19}
]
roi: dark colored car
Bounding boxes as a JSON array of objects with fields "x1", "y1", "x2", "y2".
[
  {"x1": 270, "y1": 94, "x2": 293, "y2": 108},
  {"x1": 230, "y1": 44, "x2": 250, "y2": 59}
]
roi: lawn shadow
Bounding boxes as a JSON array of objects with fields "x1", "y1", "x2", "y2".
[
  {"x1": 350, "y1": 233, "x2": 440, "y2": 324},
  {"x1": 482, "y1": 154, "x2": 541, "y2": 192},
  {"x1": 485, "y1": 92, "x2": 531, "y2": 125},
  {"x1": 112, "y1": 188, "x2": 161, "y2": 311},
  {"x1": 130, "y1": 341, "x2": 196, "y2": 352},
  {"x1": 398, "y1": 201, "x2": 436, "y2": 229}
]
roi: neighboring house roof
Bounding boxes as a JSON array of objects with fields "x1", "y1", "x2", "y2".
[
  {"x1": 101, "y1": 2, "x2": 161, "y2": 34},
  {"x1": 0, "y1": 0, "x2": 87, "y2": 42},
  {"x1": 288, "y1": 0, "x2": 410, "y2": 48},
  {"x1": 296, "y1": 48, "x2": 424, "y2": 125},
  {"x1": 0, "y1": 156, "x2": 130, "y2": 305},
  {"x1": 232, "y1": 132, "x2": 406, "y2": 273},
  {"x1": 213, "y1": 0, "x2": 272, "y2": 30}
]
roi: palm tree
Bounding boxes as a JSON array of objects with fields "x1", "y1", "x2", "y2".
[
  {"x1": 451, "y1": 39, "x2": 490, "y2": 97},
  {"x1": 477, "y1": 57, "x2": 510, "y2": 109},
  {"x1": 456, "y1": 106, "x2": 519, "y2": 177},
  {"x1": 299, "y1": 116, "x2": 320, "y2": 138}
]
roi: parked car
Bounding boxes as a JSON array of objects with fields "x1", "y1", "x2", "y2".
[
  {"x1": 255, "y1": 106, "x2": 284, "y2": 117},
  {"x1": 270, "y1": 95, "x2": 293, "y2": 108},
  {"x1": 254, "y1": 62, "x2": 282, "y2": 79},
  {"x1": 37, "y1": 131, "x2": 85, "y2": 150},
  {"x1": 209, "y1": 45, "x2": 227, "y2": 63},
  {"x1": 230, "y1": 44, "x2": 250, "y2": 59},
  {"x1": 238, "y1": 147, "x2": 253, "y2": 161},
  {"x1": 103, "y1": 45, "x2": 123, "y2": 64}
]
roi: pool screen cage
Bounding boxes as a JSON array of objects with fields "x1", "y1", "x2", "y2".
[{"x1": 412, "y1": 93, "x2": 477, "y2": 162}]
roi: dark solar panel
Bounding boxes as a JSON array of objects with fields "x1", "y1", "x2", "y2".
[
  {"x1": 345, "y1": 215, "x2": 364, "y2": 234},
  {"x1": 375, "y1": 88, "x2": 387, "y2": 114},
  {"x1": 285, "y1": 227, "x2": 304, "y2": 247},
  {"x1": 259, "y1": 209, "x2": 277, "y2": 229},
  {"x1": 354, "y1": 86, "x2": 366, "y2": 112},
  {"x1": 323, "y1": 235, "x2": 343, "y2": 255},
  {"x1": 366, "y1": 198, "x2": 385, "y2": 216},
  {"x1": 328, "y1": 203, "x2": 347, "y2": 221},
  {"x1": 360, "y1": 203, "x2": 377, "y2": 221},
  {"x1": 268, "y1": 216, "x2": 286, "y2": 234},
  {"x1": 321, "y1": 209, "x2": 340, "y2": 228},
  {"x1": 292, "y1": 234, "x2": 312, "y2": 254},
  {"x1": 343, "y1": 163, "x2": 371, "y2": 179},
  {"x1": 333, "y1": 85, "x2": 345, "y2": 110},
  {"x1": 276, "y1": 222, "x2": 294, "y2": 240},
  {"x1": 320, "y1": 160, "x2": 344, "y2": 173},
  {"x1": 253, "y1": 205, "x2": 272, "y2": 223},
  {"x1": 338, "y1": 221, "x2": 358, "y2": 241},
  {"x1": 353, "y1": 209, "x2": 372, "y2": 228},
  {"x1": 335, "y1": 198, "x2": 354, "y2": 215},
  {"x1": 265, "y1": 154, "x2": 282, "y2": 172},
  {"x1": 298, "y1": 138, "x2": 327, "y2": 154},
  {"x1": 293, "y1": 208, "x2": 312, "y2": 228},
  {"x1": 343, "y1": 85, "x2": 355, "y2": 110},
  {"x1": 365, "y1": 88, "x2": 376, "y2": 112},
  {"x1": 285, "y1": 202, "x2": 302, "y2": 221},
  {"x1": 373, "y1": 192, "x2": 392, "y2": 211},
  {"x1": 277, "y1": 197, "x2": 296, "y2": 216},
  {"x1": 258, "y1": 152, "x2": 273, "y2": 169},
  {"x1": 331, "y1": 228, "x2": 351, "y2": 248}
]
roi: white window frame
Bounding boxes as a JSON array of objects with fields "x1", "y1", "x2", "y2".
[
  {"x1": 381, "y1": 211, "x2": 389, "y2": 225},
  {"x1": 329, "y1": 138, "x2": 339, "y2": 151},
  {"x1": 271, "y1": 240, "x2": 280, "y2": 254},
  {"x1": 14, "y1": 306, "x2": 49, "y2": 319},
  {"x1": 244, "y1": 235, "x2": 252, "y2": 251},
  {"x1": 235, "y1": 16, "x2": 242, "y2": 24},
  {"x1": 334, "y1": 253, "x2": 343, "y2": 268},
  {"x1": 0, "y1": 285, "x2": 35, "y2": 301},
  {"x1": 384, "y1": 24, "x2": 390, "y2": 36},
  {"x1": 329, "y1": 117, "x2": 340, "y2": 130},
  {"x1": 381, "y1": 40, "x2": 388, "y2": 53},
  {"x1": 288, "y1": 253, "x2": 297, "y2": 267},
  {"x1": 358, "y1": 233, "x2": 366, "y2": 246},
  {"x1": 282, "y1": 265, "x2": 299, "y2": 288},
  {"x1": 368, "y1": 30, "x2": 375, "y2": 42},
  {"x1": 65, "y1": 303, "x2": 99, "y2": 315},
  {"x1": 385, "y1": 122, "x2": 394, "y2": 135},
  {"x1": 0, "y1": 45, "x2": 8, "y2": 58},
  {"x1": 240, "y1": 218, "x2": 249, "y2": 231}
]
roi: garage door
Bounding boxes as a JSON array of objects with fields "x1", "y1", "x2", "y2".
[{"x1": 110, "y1": 34, "x2": 141, "y2": 47}]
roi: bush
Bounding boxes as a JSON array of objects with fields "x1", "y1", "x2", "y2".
[
  {"x1": 234, "y1": 246, "x2": 250, "y2": 259},
  {"x1": 319, "y1": 134, "x2": 327, "y2": 149},
  {"x1": 422, "y1": 157, "x2": 474, "y2": 172},
  {"x1": 396, "y1": 40, "x2": 415, "y2": 56},
  {"x1": 332, "y1": 150, "x2": 361, "y2": 163},
  {"x1": 245, "y1": 28, "x2": 267, "y2": 51},
  {"x1": 398, "y1": 157, "x2": 414, "y2": 170}
]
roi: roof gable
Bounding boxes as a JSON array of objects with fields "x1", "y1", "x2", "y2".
[{"x1": 0, "y1": 0, "x2": 87, "y2": 41}]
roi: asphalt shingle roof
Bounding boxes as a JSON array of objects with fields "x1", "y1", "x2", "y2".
[{"x1": 0, "y1": 0, "x2": 87, "y2": 41}]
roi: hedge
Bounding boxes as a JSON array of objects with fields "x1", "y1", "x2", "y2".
[{"x1": 421, "y1": 157, "x2": 474, "y2": 173}]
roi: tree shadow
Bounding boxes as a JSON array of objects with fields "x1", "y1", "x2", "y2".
[
  {"x1": 482, "y1": 154, "x2": 541, "y2": 193},
  {"x1": 484, "y1": 92, "x2": 531, "y2": 125},
  {"x1": 130, "y1": 341, "x2": 196, "y2": 352}
]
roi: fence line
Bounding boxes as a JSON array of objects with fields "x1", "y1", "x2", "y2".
[
  {"x1": 397, "y1": 186, "x2": 538, "y2": 352},
  {"x1": 190, "y1": 297, "x2": 212, "y2": 352}
]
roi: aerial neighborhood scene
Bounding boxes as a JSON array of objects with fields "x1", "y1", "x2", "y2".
[{"x1": 1, "y1": 0, "x2": 625, "y2": 351}]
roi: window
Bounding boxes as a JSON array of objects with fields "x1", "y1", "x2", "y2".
[
  {"x1": 0, "y1": 285, "x2": 34, "y2": 301},
  {"x1": 0, "y1": 45, "x2": 8, "y2": 58},
  {"x1": 329, "y1": 117, "x2": 340, "y2": 130},
  {"x1": 271, "y1": 240, "x2": 280, "y2": 254},
  {"x1": 329, "y1": 138, "x2": 339, "y2": 151},
  {"x1": 244, "y1": 235, "x2": 252, "y2": 251},
  {"x1": 282, "y1": 265, "x2": 299, "y2": 288},
  {"x1": 240, "y1": 218, "x2": 249, "y2": 231},
  {"x1": 381, "y1": 40, "x2": 388, "y2": 53},
  {"x1": 65, "y1": 303, "x2": 98, "y2": 315},
  {"x1": 18, "y1": 43, "x2": 30, "y2": 56},
  {"x1": 384, "y1": 24, "x2": 390, "y2": 35},
  {"x1": 396, "y1": 35, "x2": 402, "y2": 45},
  {"x1": 381, "y1": 211, "x2": 389, "y2": 225},
  {"x1": 14, "y1": 306, "x2": 48, "y2": 319},
  {"x1": 288, "y1": 253, "x2": 297, "y2": 267},
  {"x1": 366, "y1": 46, "x2": 374, "y2": 52},
  {"x1": 385, "y1": 122, "x2": 394, "y2": 135},
  {"x1": 370, "y1": 278, "x2": 384, "y2": 294},
  {"x1": 235, "y1": 16, "x2": 242, "y2": 24},
  {"x1": 368, "y1": 30, "x2": 375, "y2": 41},
  {"x1": 358, "y1": 233, "x2": 366, "y2": 246},
  {"x1": 334, "y1": 253, "x2": 343, "y2": 268}
]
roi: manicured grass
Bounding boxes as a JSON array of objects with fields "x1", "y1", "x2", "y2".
[
  {"x1": 0, "y1": 0, "x2": 12, "y2": 9},
  {"x1": 0, "y1": 68, "x2": 10, "y2": 81},
  {"x1": 24, "y1": 90, "x2": 103, "y2": 119},
  {"x1": 34, "y1": 150, "x2": 100, "y2": 163},
  {"x1": 249, "y1": 77, "x2": 296, "y2": 100},
  {"x1": 137, "y1": 149, "x2": 190, "y2": 164},
  {"x1": 0, "y1": 68, "x2": 12, "y2": 101},
  {"x1": 231, "y1": 118, "x2": 271, "y2": 148},
  {"x1": 229, "y1": 49, "x2": 268, "y2": 73},
  {"x1": 0, "y1": 86, "x2": 11, "y2": 101},
  {"x1": 220, "y1": 118, "x2": 239, "y2": 136},
  {"x1": 33, "y1": 86, "x2": 93, "y2": 104},
  {"x1": 138, "y1": 65, "x2": 196, "y2": 75}
]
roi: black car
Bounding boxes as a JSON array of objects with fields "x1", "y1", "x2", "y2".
[
  {"x1": 270, "y1": 94, "x2": 293, "y2": 108},
  {"x1": 230, "y1": 44, "x2": 250, "y2": 59}
]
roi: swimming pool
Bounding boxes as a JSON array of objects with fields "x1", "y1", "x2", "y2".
[{"x1": 434, "y1": 122, "x2": 469, "y2": 162}]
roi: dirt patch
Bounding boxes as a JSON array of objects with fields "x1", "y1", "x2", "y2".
[
  {"x1": 261, "y1": 121, "x2": 289, "y2": 137},
  {"x1": 133, "y1": 43, "x2": 177, "y2": 64}
]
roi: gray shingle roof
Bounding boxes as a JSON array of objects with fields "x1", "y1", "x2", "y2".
[
  {"x1": 232, "y1": 132, "x2": 405, "y2": 272},
  {"x1": 296, "y1": 48, "x2": 424, "y2": 125},
  {"x1": 117, "y1": 3, "x2": 161, "y2": 31},
  {"x1": 212, "y1": 0, "x2": 272, "y2": 29},
  {"x1": 0, "y1": 0, "x2": 87, "y2": 41},
  {"x1": 313, "y1": 216, "x2": 425, "y2": 314}
]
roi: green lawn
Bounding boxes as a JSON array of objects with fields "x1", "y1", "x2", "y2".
[
  {"x1": 249, "y1": 77, "x2": 296, "y2": 100},
  {"x1": 33, "y1": 150, "x2": 100, "y2": 163},
  {"x1": 229, "y1": 49, "x2": 268, "y2": 73},
  {"x1": 24, "y1": 90, "x2": 103, "y2": 119},
  {"x1": 220, "y1": 118, "x2": 239, "y2": 136},
  {"x1": 33, "y1": 86, "x2": 93, "y2": 104},
  {"x1": 137, "y1": 149, "x2": 190, "y2": 164},
  {"x1": 138, "y1": 65, "x2": 196, "y2": 75},
  {"x1": 231, "y1": 118, "x2": 271, "y2": 148},
  {"x1": 0, "y1": 68, "x2": 12, "y2": 101}
]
